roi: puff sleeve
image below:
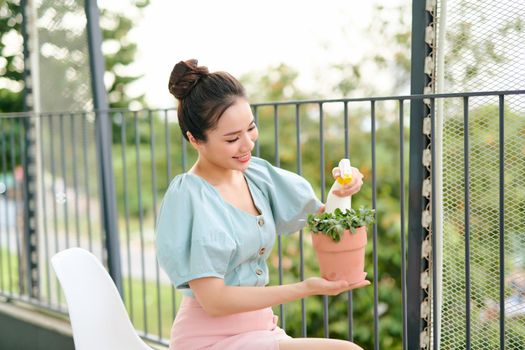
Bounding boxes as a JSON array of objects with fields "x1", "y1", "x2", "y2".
[
  {"x1": 155, "y1": 175, "x2": 236, "y2": 289},
  {"x1": 245, "y1": 157, "x2": 323, "y2": 235}
]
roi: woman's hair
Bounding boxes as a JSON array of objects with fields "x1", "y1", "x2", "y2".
[{"x1": 168, "y1": 59, "x2": 246, "y2": 141}]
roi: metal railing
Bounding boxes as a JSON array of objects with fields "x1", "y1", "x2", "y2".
[{"x1": 0, "y1": 90, "x2": 524, "y2": 349}]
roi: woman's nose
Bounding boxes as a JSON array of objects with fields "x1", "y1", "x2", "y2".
[{"x1": 240, "y1": 132, "x2": 254, "y2": 151}]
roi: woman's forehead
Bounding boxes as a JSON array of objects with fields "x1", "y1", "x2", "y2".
[{"x1": 214, "y1": 100, "x2": 253, "y2": 130}]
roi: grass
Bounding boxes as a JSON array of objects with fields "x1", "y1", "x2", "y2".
[
  {"x1": 122, "y1": 277, "x2": 183, "y2": 341},
  {"x1": 0, "y1": 248, "x2": 20, "y2": 296}
]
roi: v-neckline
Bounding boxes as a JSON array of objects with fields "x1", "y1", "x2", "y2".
[{"x1": 187, "y1": 172, "x2": 262, "y2": 218}]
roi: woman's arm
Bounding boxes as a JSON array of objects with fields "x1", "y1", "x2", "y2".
[{"x1": 189, "y1": 276, "x2": 370, "y2": 317}]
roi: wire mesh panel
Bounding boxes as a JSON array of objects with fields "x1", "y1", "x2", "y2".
[
  {"x1": 435, "y1": 0, "x2": 525, "y2": 348},
  {"x1": 36, "y1": 0, "x2": 93, "y2": 112}
]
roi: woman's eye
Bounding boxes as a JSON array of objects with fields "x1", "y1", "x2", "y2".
[{"x1": 226, "y1": 138, "x2": 239, "y2": 143}]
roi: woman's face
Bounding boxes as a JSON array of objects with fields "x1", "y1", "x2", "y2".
[{"x1": 192, "y1": 97, "x2": 258, "y2": 172}]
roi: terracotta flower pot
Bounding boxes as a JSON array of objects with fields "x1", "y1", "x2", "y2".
[{"x1": 311, "y1": 226, "x2": 367, "y2": 284}]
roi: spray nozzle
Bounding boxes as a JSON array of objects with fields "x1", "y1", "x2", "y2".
[{"x1": 336, "y1": 158, "x2": 352, "y2": 185}]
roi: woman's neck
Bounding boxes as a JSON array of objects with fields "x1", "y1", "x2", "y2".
[{"x1": 189, "y1": 159, "x2": 242, "y2": 187}]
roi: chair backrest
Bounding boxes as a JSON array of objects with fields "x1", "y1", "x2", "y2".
[{"x1": 51, "y1": 247, "x2": 153, "y2": 350}]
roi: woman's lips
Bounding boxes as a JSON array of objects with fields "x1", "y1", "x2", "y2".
[{"x1": 234, "y1": 153, "x2": 251, "y2": 163}]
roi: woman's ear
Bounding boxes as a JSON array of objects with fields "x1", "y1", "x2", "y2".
[{"x1": 186, "y1": 131, "x2": 200, "y2": 149}]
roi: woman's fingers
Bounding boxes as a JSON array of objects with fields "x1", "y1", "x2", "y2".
[
  {"x1": 316, "y1": 205, "x2": 326, "y2": 214},
  {"x1": 332, "y1": 169, "x2": 364, "y2": 197},
  {"x1": 332, "y1": 167, "x2": 341, "y2": 179},
  {"x1": 345, "y1": 279, "x2": 371, "y2": 290},
  {"x1": 322, "y1": 277, "x2": 371, "y2": 295},
  {"x1": 327, "y1": 279, "x2": 370, "y2": 295},
  {"x1": 305, "y1": 276, "x2": 371, "y2": 296}
]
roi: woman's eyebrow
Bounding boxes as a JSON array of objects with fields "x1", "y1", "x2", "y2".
[{"x1": 222, "y1": 120, "x2": 255, "y2": 136}]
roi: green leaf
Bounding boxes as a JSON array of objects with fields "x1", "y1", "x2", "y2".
[{"x1": 306, "y1": 206, "x2": 375, "y2": 242}]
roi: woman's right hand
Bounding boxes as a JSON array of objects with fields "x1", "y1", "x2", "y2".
[{"x1": 303, "y1": 275, "x2": 370, "y2": 296}]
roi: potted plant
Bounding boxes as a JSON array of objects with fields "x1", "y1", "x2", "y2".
[{"x1": 306, "y1": 206, "x2": 375, "y2": 284}]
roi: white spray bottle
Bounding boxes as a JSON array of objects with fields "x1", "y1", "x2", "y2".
[{"x1": 324, "y1": 158, "x2": 353, "y2": 214}]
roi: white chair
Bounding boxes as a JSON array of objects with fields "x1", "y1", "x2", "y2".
[{"x1": 51, "y1": 247, "x2": 154, "y2": 350}]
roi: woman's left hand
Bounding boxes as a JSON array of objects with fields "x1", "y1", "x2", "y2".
[{"x1": 331, "y1": 166, "x2": 364, "y2": 197}]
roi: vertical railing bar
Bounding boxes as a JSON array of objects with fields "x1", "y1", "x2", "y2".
[
  {"x1": 81, "y1": 113, "x2": 93, "y2": 252},
  {"x1": 95, "y1": 112, "x2": 105, "y2": 274},
  {"x1": 274, "y1": 105, "x2": 280, "y2": 167},
  {"x1": 399, "y1": 99, "x2": 407, "y2": 350},
  {"x1": 149, "y1": 109, "x2": 163, "y2": 340},
  {"x1": 295, "y1": 103, "x2": 307, "y2": 337},
  {"x1": 93, "y1": 111, "x2": 106, "y2": 271},
  {"x1": 344, "y1": 101, "x2": 350, "y2": 158},
  {"x1": 463, "y1": 96, "x2": 471, "y2": 350},
  {"x1": 430, "y1": 98, "x2": 438, "y2": 350},
  {"x1": 18, "y1": 117, "x2": 29, "y2": 297},
  {"x1": 8, "y1": 120, "x2": 16, "y2": 295},
  {"x1": 319, "y1": 102, "x2": 329, "y2": 338},
  {"x1": 371, "y1": 100, "x2": 379, "y2": 350},
  {"x1": 164, "y1": 109, "x2": 172, "y2": 182},
  {"x1": 0, "y1": 118, "x2": 5, "y2": 293},
  {"x1": 181, "y1": 137, "x2": 187, "y2": 174},
  {"x1": 498, "y1": 95, "x2": 505, "y2": 349},
  {"x1": 134, "y1": 110, "x2": 148, "y2": 334},
  {"x1": 254, "y1": 106, "x2": 260, "y2": 157},
  {"x1": 274, "y1": 105, "x2": 285, "y2": 330},
  {"x1": 59, "y1": 113, "x2": 70, "y2": 249},
  {"x1": 14, "y1": 119, "x2": 22, "y2": 296},
  {"x1": 38, "y1": 115, "x2": 51, "y2": 305},
  {"x1": 120, "y1": 111, "x2": 134, "y2": 322},
  {"x1": 164, "y1": 109, "x2": 177, "y2": 321},
  {"x1": 71, "y1": 114, "x2": 81, "y2": 246},
  {"x1": 344, "y1": 101, "x2": 354, "y2": 341},
  {"x1": 48, "y1": 114, "x2": 61, "y2": 306}
]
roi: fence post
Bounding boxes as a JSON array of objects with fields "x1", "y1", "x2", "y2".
[
  {"x1": 408, "y1": 0, "x2": 435, "y2": 348},
  {"x1": 20, "y1": 0, "x2": 39, "y2": 299},
  {"x1": 85, "y1": 0, "x2": 122, "y2": 295}
]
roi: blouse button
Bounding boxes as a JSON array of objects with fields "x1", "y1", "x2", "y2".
[
  {"x1": 258, "y1": 218, "x2": 265, "y2": 226},
  {"x1": 258, "y1": 247, "x2": 266, "y2": 256},
  {"x1": 255, "y1": 268, "x2": 263, "y2": 276}
]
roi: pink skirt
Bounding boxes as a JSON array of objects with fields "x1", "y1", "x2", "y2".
[{"x1": 170, "y1": 297, "x2": 291, "y2": 349}]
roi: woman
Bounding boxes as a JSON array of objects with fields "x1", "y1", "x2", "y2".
[{"x1": 156, "y1": 59, "x2": 369, "y2": 350}]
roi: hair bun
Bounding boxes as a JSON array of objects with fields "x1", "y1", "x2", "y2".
[{"x1": 168, "y1": 59, "x2": 209, "y2": 99}]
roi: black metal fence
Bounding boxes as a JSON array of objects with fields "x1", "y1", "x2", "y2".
[{"x1": 0, "y1": 90, "x2": 524, "y2": 349}]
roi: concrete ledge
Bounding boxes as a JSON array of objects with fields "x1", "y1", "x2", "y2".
[
  {"x1": 0, "y1": 301, "x2": 74, "y2": 350},
  {"x1": 0, "y1": 300, "x2": 167, "y2": 350}
]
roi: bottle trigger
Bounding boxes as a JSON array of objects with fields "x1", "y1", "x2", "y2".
[{"x1": 337, "y1": 158, "x2": 352, "y2": 185}]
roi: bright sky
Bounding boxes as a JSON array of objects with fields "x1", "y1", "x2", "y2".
[{"x1": 127, "y1": 0, "x2": 382, "y2": 108}]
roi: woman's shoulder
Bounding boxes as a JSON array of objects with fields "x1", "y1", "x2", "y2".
[
  {"x1": 168, "y1": 172, "x2": 202, "y2": 191},
  {"x1": 164, "y1": 172, "x2": 216, "y2": 203}
]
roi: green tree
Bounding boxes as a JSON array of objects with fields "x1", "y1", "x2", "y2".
[
  {"x1": 101, "y1": 1, "x2": 149, "y2": 110},
  {"x1": 0, "y1": 0, "x2": 149, "y2": 114},
  {"x1": 328, "y1": 4, "x2": 411, "y2": 97},
  {"x1": 444, "y1": 0, "x2": 524, "y2": 90},
  {"x1": 0, "y1": 0, "x2": 23, "y2": 113}
]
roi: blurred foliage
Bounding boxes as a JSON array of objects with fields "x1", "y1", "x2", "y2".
[
  {"x1": 0, "y1": 0, "x2": 24, "y2": 113},
  {"x1": 101, "y1": 0, "x2": 149, "y2": 111},
  {"x1": 0, "y1": 0, "x2": 148, "y2": 112}
]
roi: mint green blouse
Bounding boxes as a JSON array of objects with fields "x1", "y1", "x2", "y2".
[{"x1": 155, "y1": 157, "x2": 322, "y2": 296}]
